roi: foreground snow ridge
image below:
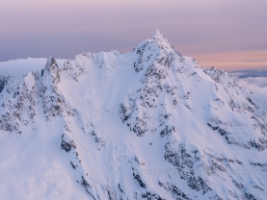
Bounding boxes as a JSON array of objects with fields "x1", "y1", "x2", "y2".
[{"x1": 0, "y1": 31, "x2": 267, "y2": 200}]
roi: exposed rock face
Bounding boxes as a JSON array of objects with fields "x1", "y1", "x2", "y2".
[
  {"x1": 41, "y1": 57, "x2": 63, "y2": 119},
  {"x1": 0, "y1": 76, "x2": 7, "y2": 93},
  {"x1": 0, "y1": 31, "x2": 267, "y2": 199},
  {"x1": 42, "y1": 56, "x2": 61, "y2": 86}
]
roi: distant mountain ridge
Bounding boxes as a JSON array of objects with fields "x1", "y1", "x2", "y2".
[{"x1": 0, "y1": 31, "x2": 267, "y2": 200}]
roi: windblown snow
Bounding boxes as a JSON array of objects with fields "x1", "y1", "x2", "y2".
[{"x1": 0, "y1": 31, "x2": 267, "y2": 200}]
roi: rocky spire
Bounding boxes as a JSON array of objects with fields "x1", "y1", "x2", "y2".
[
  {"x1": 42, "y1": 56, "x2": 60, "y2": 88},
  {"x1": 153, "y1": 29, "x2": 174, "y2": 51}
]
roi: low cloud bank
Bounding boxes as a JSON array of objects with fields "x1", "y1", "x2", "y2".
[
  {"x1": 0, "y1": 57, "x2": 66, "y2": 77},
  {"x1": 231, "y1": 70, "x2": 267, "y2": 100}
]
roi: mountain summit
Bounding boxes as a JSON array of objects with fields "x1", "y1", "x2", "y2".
[{"x1": 0, "y1": 31, "x2": 267, "y2": 200}]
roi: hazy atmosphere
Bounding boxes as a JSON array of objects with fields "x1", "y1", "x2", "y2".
[{"x1": 1, "y1": 0, "x2": 267, "y2": 70}]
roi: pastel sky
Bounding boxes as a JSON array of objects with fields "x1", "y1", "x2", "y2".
[{"x1": 1, "y1": 0, "x2": 266, "y2": 70}]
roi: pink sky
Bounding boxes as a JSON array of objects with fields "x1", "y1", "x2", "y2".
[
  {"x1": 1, "y1": 0, "x2": 266, "y2": 70},
  {"x1": 193, "y1": 50, "x2": 267, "y2": 71}
]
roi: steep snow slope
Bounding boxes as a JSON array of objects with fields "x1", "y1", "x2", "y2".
[{"x1": 0, "y1": 31, "x2": 267, "y2": 200}]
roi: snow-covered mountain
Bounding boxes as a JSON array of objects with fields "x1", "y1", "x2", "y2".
[{"x1": 0, "y1": 31, "x2": 267, "y2": 200}]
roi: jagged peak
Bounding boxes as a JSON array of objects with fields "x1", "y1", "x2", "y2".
[
  {"x1": 42, "y1": 56, "x2": 60, "y2": 86},
  {"x1": 44, "y1": 56, "x2": 58, "y2": 71},
  {"x1": 152, "y1": 30, "x2": 174, "y2": 52},
  {"x1": 153, "y1": 29, "x2": 164, "y2": 38},
  {"x1": 133, "y1": 30, "x2": 175, "y2": 57}
]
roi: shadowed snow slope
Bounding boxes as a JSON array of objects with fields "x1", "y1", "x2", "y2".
[{"x1": 0, "y1": 31, "x2": 267, "y2": 200}]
